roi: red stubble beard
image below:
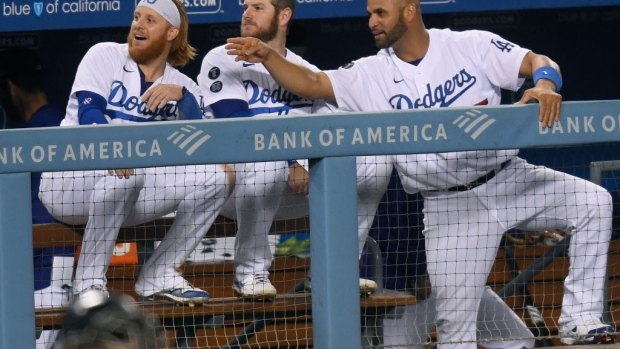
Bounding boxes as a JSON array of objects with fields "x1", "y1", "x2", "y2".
[{"x1": 127, "y1": 30, "x2": 169, "y2": 65}]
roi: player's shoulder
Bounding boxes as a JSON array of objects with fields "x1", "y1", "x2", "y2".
[
  {"x1": 432, "y1": 28, "x2": 499, "y2": 44},
  {"x1": 86, "y1": 42, "x2": 127, "y2": 57},
  {"x1": 205, "y1": 44, "x2": 228, "y2": 56},
  {"x1": 81, "y1": 42, "x2": 126, "y2": 67},
  {"x1": 165, "y1": 64, "x2": 199, "y2": 87},
  {"x1": 365, "y1": 49, "x2": 393, "y2": 65},
  {"x1": 203, "y1": 44, "x2": 233, "y2": 62},
  {"x1": 436, "y1": 28, "x2": 525, "y2": 55},
  {"x1": 201, "y1": 44, "x2": 239, "y2": 68},
  {"x1": 327, "y1": 54, "x2": 384, "y2": 81},
  {"x1": 284, "y1": 49, "x2": 316, "y2": 68},
  {"x1": 82, "y1": 42, "x2": 128, "y2": 66}
]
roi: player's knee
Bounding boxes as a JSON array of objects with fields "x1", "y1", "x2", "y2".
[
  {"x1": 585, "y1": 182, "x2": 613, "y2": 207},
  {"x1": 587, "y1": 184, "x2": 613, "y2": 222},
  {"x1": 97, "y1": 174, "x2": 144, "y2": 200},
  {"x1": 601, "y1": 188, "x2": 613, "y2": 208}
]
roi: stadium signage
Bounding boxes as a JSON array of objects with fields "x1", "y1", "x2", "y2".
[
  {"x1": 0, "y1": 140, "x2": 162, "y2": 165},
  {"x1": 539, "y1": 115, "x2": 620, "y2": 134},
  {"x1": 1, "y1": 0, "x2": 618, "y2": 32},
  {"x1": 0, "y1": 101, "x2": 619, "y2": 174},
  {"x1": 254, "y1": 124, "x2": 448, "y2": 151}
]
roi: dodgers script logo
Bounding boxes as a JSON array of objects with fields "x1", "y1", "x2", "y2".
[
  {"x1": 414, "y1": 69, "x2": 477, "y2": 108},
  {"x1": 108, "y1": 81, "x2": 178, "y2": 121},
  {"x1": 389, "y1": 69, "x2": 477, "y2": 110},
  {"x1": 244, "y1": 80, "x2": 312, "y2": 115},
  {"x1": 389, "y1": 95, "x2": 413, "y2": 110}
]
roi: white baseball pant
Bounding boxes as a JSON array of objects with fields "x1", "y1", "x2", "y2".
[
  {"x1": 219, "y1": 156, "x2": 393, "y2": 280},
  {"x1": 40, "y1": 164, "x2": 231, "y2": 296},
  {"x1": 395, "y1": 156, "x2": 612, "y2": 349},
  {"x1": 382, "y1": 287, "x2": 535, "y2": 349},
  {"x1": 35, "y1": 256, "x2": 74, "y2": 349}
]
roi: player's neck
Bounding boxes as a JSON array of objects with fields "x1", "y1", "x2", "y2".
[
  {"x1": 267, "y1": 35, "x2": 287, "y2": 57},
  {"x1": 393, "y1": 28, "x2": 429, "y2": 63},
  {"x1": 139, "y1": 65, "x2": 166, "y2": 82},
  {"x1": 138, "y1": 56, "x2": 168, "y2": 82}
]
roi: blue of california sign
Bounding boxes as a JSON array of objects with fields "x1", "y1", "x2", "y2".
[{"x1": 0, "y1": 0, "x2": 619, "y2": 32}]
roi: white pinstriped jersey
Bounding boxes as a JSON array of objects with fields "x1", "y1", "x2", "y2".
[
  {"x1": 61, "y1": 42, "x2": 205, "y2": 126},
  {"x1": 325, "y1": 28, "x2": 530, "y2": 190},
  {"x1": 198, "y1": 45, "x2": 319, "y2": 118}
]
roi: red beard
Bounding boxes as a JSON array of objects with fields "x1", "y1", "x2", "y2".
[{"x1": 127, "y1": 31, "x2": 169, "y2": 65}]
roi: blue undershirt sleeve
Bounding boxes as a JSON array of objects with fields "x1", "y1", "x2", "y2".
[
  {"x1": 210, "y1": 99, "x2": 253, "y2": 119},
  {"x1": 77, "y1": 91, "x2": 109, "y2": 125},
  {"x1": 177, "y1": 90, "x2": 203, "y2": 120}
]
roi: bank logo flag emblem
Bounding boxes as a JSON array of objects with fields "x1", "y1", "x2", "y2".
[
  {"x1": 167, "y1": 125, "x2": 211, "y2": 156},
  {"x1": 33, "y1": 2, "x2": 43, "y2": 16},
  {"x1": 453, "y1": 109, "x2": 496, "y2": 140}
]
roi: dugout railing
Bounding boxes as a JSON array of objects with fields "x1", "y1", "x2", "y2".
[{"x1": 1, "y1": 100, "x2": 620, "y2": 348}]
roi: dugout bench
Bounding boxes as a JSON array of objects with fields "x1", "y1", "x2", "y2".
[{"x1": 32, "y1": 216, "x2": 416, "y2": 348}]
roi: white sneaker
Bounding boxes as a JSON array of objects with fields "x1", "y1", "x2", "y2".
[
  {"x1": 359, "y1": 278, "x2": 378, "y2": 296},
  {"x1": 233, "y1": 275, "x2": 277, "y2": 301},
  {"x1": 150, "y1": 279, "x2": 210, "y2": 306},
  {"x1": 74, "y1": 284, "x2": 109, "y2": 299},
  {"x1": 304, "y1": 277, "x2": 377, "y2": 296},
  {"x1": 560, "y1": 323, "x2": 616, "y2": 345}
]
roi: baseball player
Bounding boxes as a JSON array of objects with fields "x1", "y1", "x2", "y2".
[
  {"x1": 365, "y1": 170, "x2": 534, "y2": 349},
  {"x1": 225, "y1": 0, "x2": 615, "y2": 346},
  {"x1": 198, "y1": 0, "x2": 391, "y2": 300},
  {"x1": 40, "y1": 0, "x2": 233, "y2": 306}
]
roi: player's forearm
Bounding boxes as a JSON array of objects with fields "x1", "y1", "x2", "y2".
[
  {"x1": 531, "y1": 54, "x2": 560, "y2": 73},
  {"x1": 532, "y1": 55, "x2": 561, "y2": 92},
  {"x1": 520, "y1": 53, "x2": 562, "y2": 91},
  {"x1": 227, "y1": 37, "x2": 336, "y2": 102},
  {"x1": 262, "y1": 52, "x2": 334, "y2": 102}
]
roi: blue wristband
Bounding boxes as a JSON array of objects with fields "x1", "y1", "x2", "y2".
[
  {"x1": 533, "y1": 66, "x2": 562, "y2": 92},
  {"x1": 287, "y1": 160, "x2": 297, "y2": 166}
]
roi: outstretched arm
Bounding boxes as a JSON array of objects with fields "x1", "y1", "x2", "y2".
[
  {"x1": 516, "y1": 52, "x2": 562, "y2": 127},
  {"x1": 226, "y1": 37, "x2": 336, "y2": 104}
]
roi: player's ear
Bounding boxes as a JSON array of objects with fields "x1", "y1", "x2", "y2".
[
  {"x1": 279, "y1": 8, "x2": 292, "y2": 29},
  {"x1": 403, "y1": 1, "x2": 418, "y2": 22},
  {"x1": 167, "y1": 26, "x2": 179, "y2": 42}
]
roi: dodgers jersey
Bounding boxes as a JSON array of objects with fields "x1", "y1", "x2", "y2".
[
  {"x1": 198, "y1": 45, "x2": 319, "y2": 117},
  {"x1": 325, "y1": 29, "x2": 530, "y2": 191},
  {"x1": 62, "y1": 42, "x2": 206, "y2": 126}
]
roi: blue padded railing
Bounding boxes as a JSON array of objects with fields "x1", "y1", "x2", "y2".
[{"x1": 1, "y1": 100, "x2": 619, "y2": 348}]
